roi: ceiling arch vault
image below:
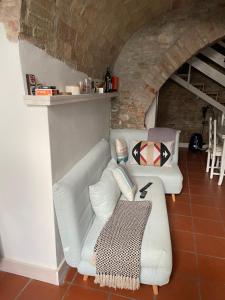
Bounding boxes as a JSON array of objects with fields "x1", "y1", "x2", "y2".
[
  {"x1": 19, "y1": 0, "x2": 225, "y2": 128},
  {"x1": 112, "y1": 1, "x2": 225, "y2": 128},
  {"x1": 20, "y1": 0, "x2": 195, "y2": 77}
]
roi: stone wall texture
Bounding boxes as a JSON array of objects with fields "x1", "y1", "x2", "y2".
[
  {"x1": 19, "y1": 0, "x2": 197, "y2": 79},
  {"x1": 2, "y1": 0, "x2": 225, "y2": 128},
  {"x1": 0, "y1": 0, "x2": 21, "y2": 40},
  {"x1": 19, "y1": 0, "x2": 172, "y2": 78},
  {"x1": 113, "y1": 0, "x2": 225, "y2": 128}
]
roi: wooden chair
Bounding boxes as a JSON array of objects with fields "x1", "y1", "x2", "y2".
[
  {"x1": 206, "y1": 117, "x2": 213, "y2": 173},
  {"x1": 209, "y1": 119, "x2": 223, "y2": 179}
]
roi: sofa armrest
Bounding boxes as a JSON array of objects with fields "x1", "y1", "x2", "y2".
[
  {"x1": 172, "y1": 130, "x2": 181, "y2": 164},
  {"x1": 110, "y1": 140, "x2": 117, "y2": 161}
]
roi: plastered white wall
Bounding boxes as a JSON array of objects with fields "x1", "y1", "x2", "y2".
[
  {"x1": 0, "y1": 29, "x2": 112, "y2": 279},
  {"x1": 48, "y1": 97, "x2": 111, "y2": 265},
  {"x1": 0, "y1": 24, "x2": 57, "y2": 269},
  {"x1": 19, "y1": 39, "x2": 111, "y2": 265},
  {"x1": 48, "y1": 98, "x2": 111, "y2": 183},
  {"x1": 19, "y1": 40, "x2": 87, "y2": 92},
  {"x1": 144, "y1": 93, "x2": 158, "y2": 129},
  {"x1": 19, "y1": 40, "x2": 91, "y2": 266}
]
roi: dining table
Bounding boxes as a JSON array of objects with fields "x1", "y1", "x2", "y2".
[{"x1": 217, "y1": 124, "x2": 225, "y2": 185}]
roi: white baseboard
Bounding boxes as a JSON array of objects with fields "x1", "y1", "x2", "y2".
[
  {"x1": 57, "y1": 259, "x2": 70, "y2": 285},
  {"x1": 0, "y1": 257, "x2": 69, "y2": 285}
]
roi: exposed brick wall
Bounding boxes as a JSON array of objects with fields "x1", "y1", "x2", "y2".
[
  {"x1": 19, "y1": 0, "x2": 175, "y2": 78},
  {"x1": 19, "y1": 0, "x2": 198, "y2": 78},
  {"x1": 0, "y1": 0, "x2": 21, "y2": 40},
  {"x1": 113, "y1": 1, "x2": 225, "y2": 129},
  {"x1": 3, "y1": 0, "x2": 225, "y2": 130},
  {"x1": 157, "y1": 70, "x2": 225, "y2": 143}
]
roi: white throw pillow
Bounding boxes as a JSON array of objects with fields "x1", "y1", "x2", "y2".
[
  {"x1": 112, "y1": 166, "x2": 136, "y2": 201},
  {"x1": 89, "y1": 160, "x2": 120, "y2": 222},
  {"x1": 102, "y1": 158, "x2": 118, "y2": 173}
]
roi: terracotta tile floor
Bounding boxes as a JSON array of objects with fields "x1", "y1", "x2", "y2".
[{"x1": 1, "y1": 149, "x2": 225, "y2": 300}]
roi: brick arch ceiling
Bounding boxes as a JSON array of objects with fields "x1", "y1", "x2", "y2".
[
  {"x1": 20, "y1": 0, "x2": 195, "y2": 78},
  {"x1": 112, "y1": 0, "x2": 225, "y2": 129}
]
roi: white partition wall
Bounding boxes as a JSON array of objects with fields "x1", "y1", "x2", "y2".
[
  {"x1": 0, "y1": 23, "x2": 59, "y2": 283},
  {"x1": 0, "y1": 24, "x2": 113, "y2": 284}
]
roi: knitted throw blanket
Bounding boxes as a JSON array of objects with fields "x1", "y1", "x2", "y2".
[{"x1": 94, "y1": 200, "x2": 152, "y2": 291}]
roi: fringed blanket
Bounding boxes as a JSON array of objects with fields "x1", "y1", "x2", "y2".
[{"x1": 94, "y1": 200, "x2": 152, "y2": 291}]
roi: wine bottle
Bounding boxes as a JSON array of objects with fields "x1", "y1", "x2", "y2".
[{"x1": 104, "y1": 67, "x2": 112, "y2": 93}]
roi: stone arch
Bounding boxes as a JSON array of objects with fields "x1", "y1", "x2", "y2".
[
  {"x1": 19, "y1": 0, "x2": 196, "y2": 78},
  {"x1": 112, "y1": 2, "x2": 225, "y2": 128}
]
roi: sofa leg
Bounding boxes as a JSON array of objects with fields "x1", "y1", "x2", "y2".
[
  {"x1": 83, "y1": 275, "x2": 89, "y2": 281},
  {"x1": 172, "y1": 194, "x2": 176, "y2": 202},
  {"x1": 152, "y1": 285, "x2": 158, "y2": 295}
]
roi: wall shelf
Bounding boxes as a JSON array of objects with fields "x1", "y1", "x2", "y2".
[{"x1": 24, "y1": 92, "x2": 119, "y2": 106}]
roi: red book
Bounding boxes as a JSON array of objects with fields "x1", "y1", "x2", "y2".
[{"x1": 35, "y1": 89, "x2": 58, "y2": 96}]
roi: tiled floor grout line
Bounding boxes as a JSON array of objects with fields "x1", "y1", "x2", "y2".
[
  {"x1": 70, "y1": 275, "x2": 139, "y2": 300},
  {"x1": 186, "y1": 151, "x2": 225, "y2": 300},
  {"x1": 71, "y1": 281, "x2": 111, "y2": 297},
  {"x1": 186, "y1": 153, "x2": 201, "y2": 300},
  {"x1": 218, "y1": 207, "x2": 225, "y2": 232},
  {"x1": 61, "y1": 271, "x2": 79, "y2": 300},
  {"x1": 173, "y1": 247, "x2": 225, "y2": 261},
  {"x1": 171, "y1": 228, "x2": 225, "y2": 239},
  {"x1": 111, "y1": 293, "x2": 135, "y2": 300},
  {"x1": 169, "y1": 212, "x2": 223, "y2": 223},
  {"x1": 2, "y1": 149, "x2": 225, "y2": 300},
  {"x1": 169, "y1": 212, "x2": 224, "y2": 222},
  {"x1": 199, "y1": 152, "x2": 225, "y2": 230},
  {"x1": 14, "y1": 278, "x2": 32, "y2": 300}
]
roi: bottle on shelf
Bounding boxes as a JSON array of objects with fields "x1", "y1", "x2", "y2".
[{"x1": 104, "y1": 66, "x2": 112, "y2": 93}]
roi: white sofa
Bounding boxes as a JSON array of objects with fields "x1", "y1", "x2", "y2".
[
  {"x1": 54, "y1": 139, "x2": 172, "y2": 296},
  {"x1": 110, "y1": 129, "x2": 183, "y2": 199}
]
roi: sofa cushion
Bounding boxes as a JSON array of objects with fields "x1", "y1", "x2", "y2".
[
  {"x1": 79, "y1": 176, "x2": 172, "y2": 285},
  {"x1": 112, "y1": 166, "x2": 136, "y2": 201},
  {"x1": 126, "y1": 162, "x2": 183, "y2": 194},
  {"x1": 89, "y1": 160, "x2": 120, "y2": 222},
  {"x1": 148, "y1": 127, "x2": 177, "y2": 153},
  {"x1": 53, "y1": 139, "x2": 111, "y2": 267},
  {"x1": 110, "y1": 129, "x2": 183, "y2": 194},
  {"x1": 110, "y1": 128, "x2": 180, "y2": 164}
]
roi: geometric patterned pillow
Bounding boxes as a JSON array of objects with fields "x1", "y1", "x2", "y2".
[{"x1": 130, "y1": 140, "x2": 174, "y2": 167}]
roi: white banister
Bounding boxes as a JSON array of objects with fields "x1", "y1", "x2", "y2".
[
  {"x1": 188, "y1": 56, "x2": 225, "y2": 88},
  {"x1": 171, "y1": 74, "x2": 225, "y2": 113},
  {"x1": 200, "y1": 47, "x2": 225, "y2": 69}
]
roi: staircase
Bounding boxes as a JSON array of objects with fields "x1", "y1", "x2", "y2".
[{"x1": 171, "y1": 40, "x2": 225, "y2": 115}]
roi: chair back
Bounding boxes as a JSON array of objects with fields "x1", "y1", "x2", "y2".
[
  {"x1": 212, "y1": 119, "x2": 218, "y2": 153},
  {"x1": 208, "y1": 117, "x2": 213, "y2": 149},
  {"x1": 221, "y1": 113, "x2": 225, "y2": 126}
]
